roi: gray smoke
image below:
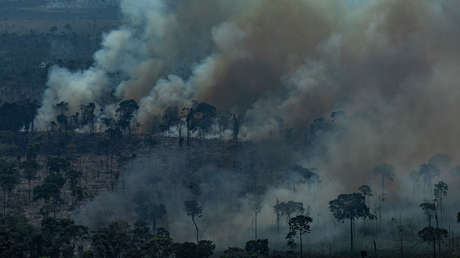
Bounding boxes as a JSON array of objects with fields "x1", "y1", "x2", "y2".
[{"x1": 35, "y1": 0, "x2": 460, "y2": 251}]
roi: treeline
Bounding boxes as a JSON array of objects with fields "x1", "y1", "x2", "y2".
[
  {"x1": 45, "y1": 98, "x2": 344, "y2": 147},
  {"x1": 0, "y1": 214, "x2": 310, "y2": 258},
  {"x1": 0, "y1": 100, "x2": 37, "y2": 131},
  {"x1": 0, "y1": 215, "x2": 218, "y2": 258}
]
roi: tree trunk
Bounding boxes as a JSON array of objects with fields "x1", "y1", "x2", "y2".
[
  {"x1": 400, "y1": 232, "x2": 404, "y2": 258},
  {"x1": 350, "y1": 217, "x2": 354, "y2": 255},
  {"x1": 28, "y1": 179, "x2": 32, "y2": 202},
  {"x1": 2, "y1": 190, "x2": 6, "y2": 216},
  {"x1": 299, "y1": 231, "x2": 303, "y2": 258},
  {"x1": 178, "y1": 123, "x2": 183, "y2": 147},
  {"x1": 276, "y1": 201, "x2": 280, "y2": 234},
  {"x1": 192, "y1": 216, "x2": 199, "y2": 243},
  {"x1": 381, "y1": 175, "x2": 384, "y2": 224},
  {"x1": 435, "y1": 212, "x2": 440, "y2": 257},
  {"x1": 254, "y1": 211, "x2": 258, "y2": 239},
  {"x1": 373, "y1": 240, "x2": 377, "y2": 258}
]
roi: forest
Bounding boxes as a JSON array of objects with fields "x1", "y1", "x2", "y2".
[{"x1": 2, "y1": 0, "x2": 460, "y2": 257}]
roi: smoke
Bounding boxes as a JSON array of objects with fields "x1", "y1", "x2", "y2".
[{"x1": 35, "y1": 0, "x2": 460, "y2": 251}]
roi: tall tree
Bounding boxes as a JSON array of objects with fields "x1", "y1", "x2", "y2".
[
  {"x1": 329, "y1": 193, "x2": 374, "y2": 254},
  {"x1": 418, "y1": 163, "x2": 440, "y2": 199},
  {"x1": 286, "y1": 215, "x2": 312, "y2": 258},
  {"x1": 116, "y1": 99, "x2": 139, "y2": 135},
  {"x1": 184, "y1": 200, "x2": 202, "y2": 243},
  {"x1": 434, "y1": 181, "x2": 448, "y2": 217},
  {"x1": 418, "y1": 226, "x2": 447, "y2": 258},
  {"x1": 161, "y1": 106, "x2": 180, "y2": 136},
  {"x1": 420, "y1": 202, "x2": 436, "y2": 227},
  {"x1": 373, "y1": 163, "x2": 395, "y2": 221},
  {"x1": 274, "y1": 201, "x2": 304, "y2": 224},
  {"x1": 232, "y1": 114, "x2": 239, "y2": 143}
]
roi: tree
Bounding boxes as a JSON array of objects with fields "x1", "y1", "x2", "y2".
[
  {"x1": 418, "y1": 226, "x2": 448, "y2": 258},
  {"x1": 20, "y1": 159, "x2": 39, "y2": 202},
  {"x1": 289, "y1": 165, "x2": 320, "y2": 192},
  {"x1": 274, "y1": 201, "x2": 304, "y2": 224},
  {"x1": 128, "y1": 220, "x2": 153, "y2": 257},
  {"x1": 91, "y1": 221, "x2": 131, "y2": 258},
  {"x1": 80, "y1": 102, "x2": 96, "y2": 132},
  {"x1": 249, "y1": 193, "x2": 263, "y2": 239},
  {"x1": 245, "y1": 239, "x2": 269, "y2": 256},
  {"x1": 286, "y1": 215, "x2": 312, "y2": 258},
  {"x1": 161, "y1": 106, "x2": 180, "y2": 136},
  {"x1": 33, "y1": 172, "x2": 66, "y2": 217},
  {"x1": 116, "y1": 99, "x2": 139, "y2": 135},
  {"x1": 0, "y1": 215, "x2": 38, "y2": 257},
  {"x1": 329, "y1": 193, "x2": 374, "y2": 254},
  {"x1": 373, "y1": 163, "x2": 394, "y2": 221},
  {"x1": 420, "y1": 202, "x2": 436, "y2": 227},
  {"x1": 54, "y1": 101, "x2": 69, "y2": 133},
  {"x1": 0, "y1": 160, "x2": 20, "y2": 216},
  {"x1": 418, "y1": 163, "x2": 440, "y2": 199},
  {"x1": 135, "y1": 198, "x2": 166, "y2": 233},
  {"x1": 232, "y1": 114, "x2": 240, "y2": 143},
  {"x1": 40, "y1": 217, "x2": 88, "y2": 258},
  {"x1": 65, "y1": 169, "x2": 85, "y2": 206},
  {"x1": 217, "y1": 111, "x2": 231, "y2": 139},
  {"x1": 221, "y1": 247, "x2": 248, "y2": 258},
  {"x1": 186, "y1": 102, "x2": 217, "y2": 139},
  {"x1": 173, "y1": 240, "x2": 215, "y2": 258},
  {"x1": 47, "y1": 156, "x2": 70, "y2": 174},
  {"x1": 358, "y1": 185, "x2": 373, "y2": 204},
  {"x1": 140, "y1": 228, "x2": 173, "y2": 258},
  {"x1": 184, "y1": 200, "x2": 202, "y2": 243},
  {"x1": 434, "y1": 181, "x2": 448, "y2": 217}
]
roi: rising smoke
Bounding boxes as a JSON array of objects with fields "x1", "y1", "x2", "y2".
[
  {"x1": 35, "y1": 0, "x2": 460, "y2": 183},
  {"x1": 35, "y1": 0, "x2": 460, "y2": 251}
]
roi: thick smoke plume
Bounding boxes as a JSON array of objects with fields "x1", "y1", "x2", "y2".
[
  {"x1": 36, "y1": 0, "x2": 460, "y2": 182},
  {"x1": 35, "y1": 0, "x2": 460, "y2": 250}
]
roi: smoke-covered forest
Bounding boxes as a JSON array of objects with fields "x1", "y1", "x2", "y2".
[{"x1": 1, "y1": 0, "x2": 460, "y2": 257}]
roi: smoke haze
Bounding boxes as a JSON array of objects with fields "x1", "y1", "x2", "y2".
[{"x1": 33, "y1": 0, "x2": 460, "y2": 251}]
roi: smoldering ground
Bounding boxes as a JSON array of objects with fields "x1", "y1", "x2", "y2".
[{"x1": 35, "y1": 0, "x2": 460, "y2": 253}]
